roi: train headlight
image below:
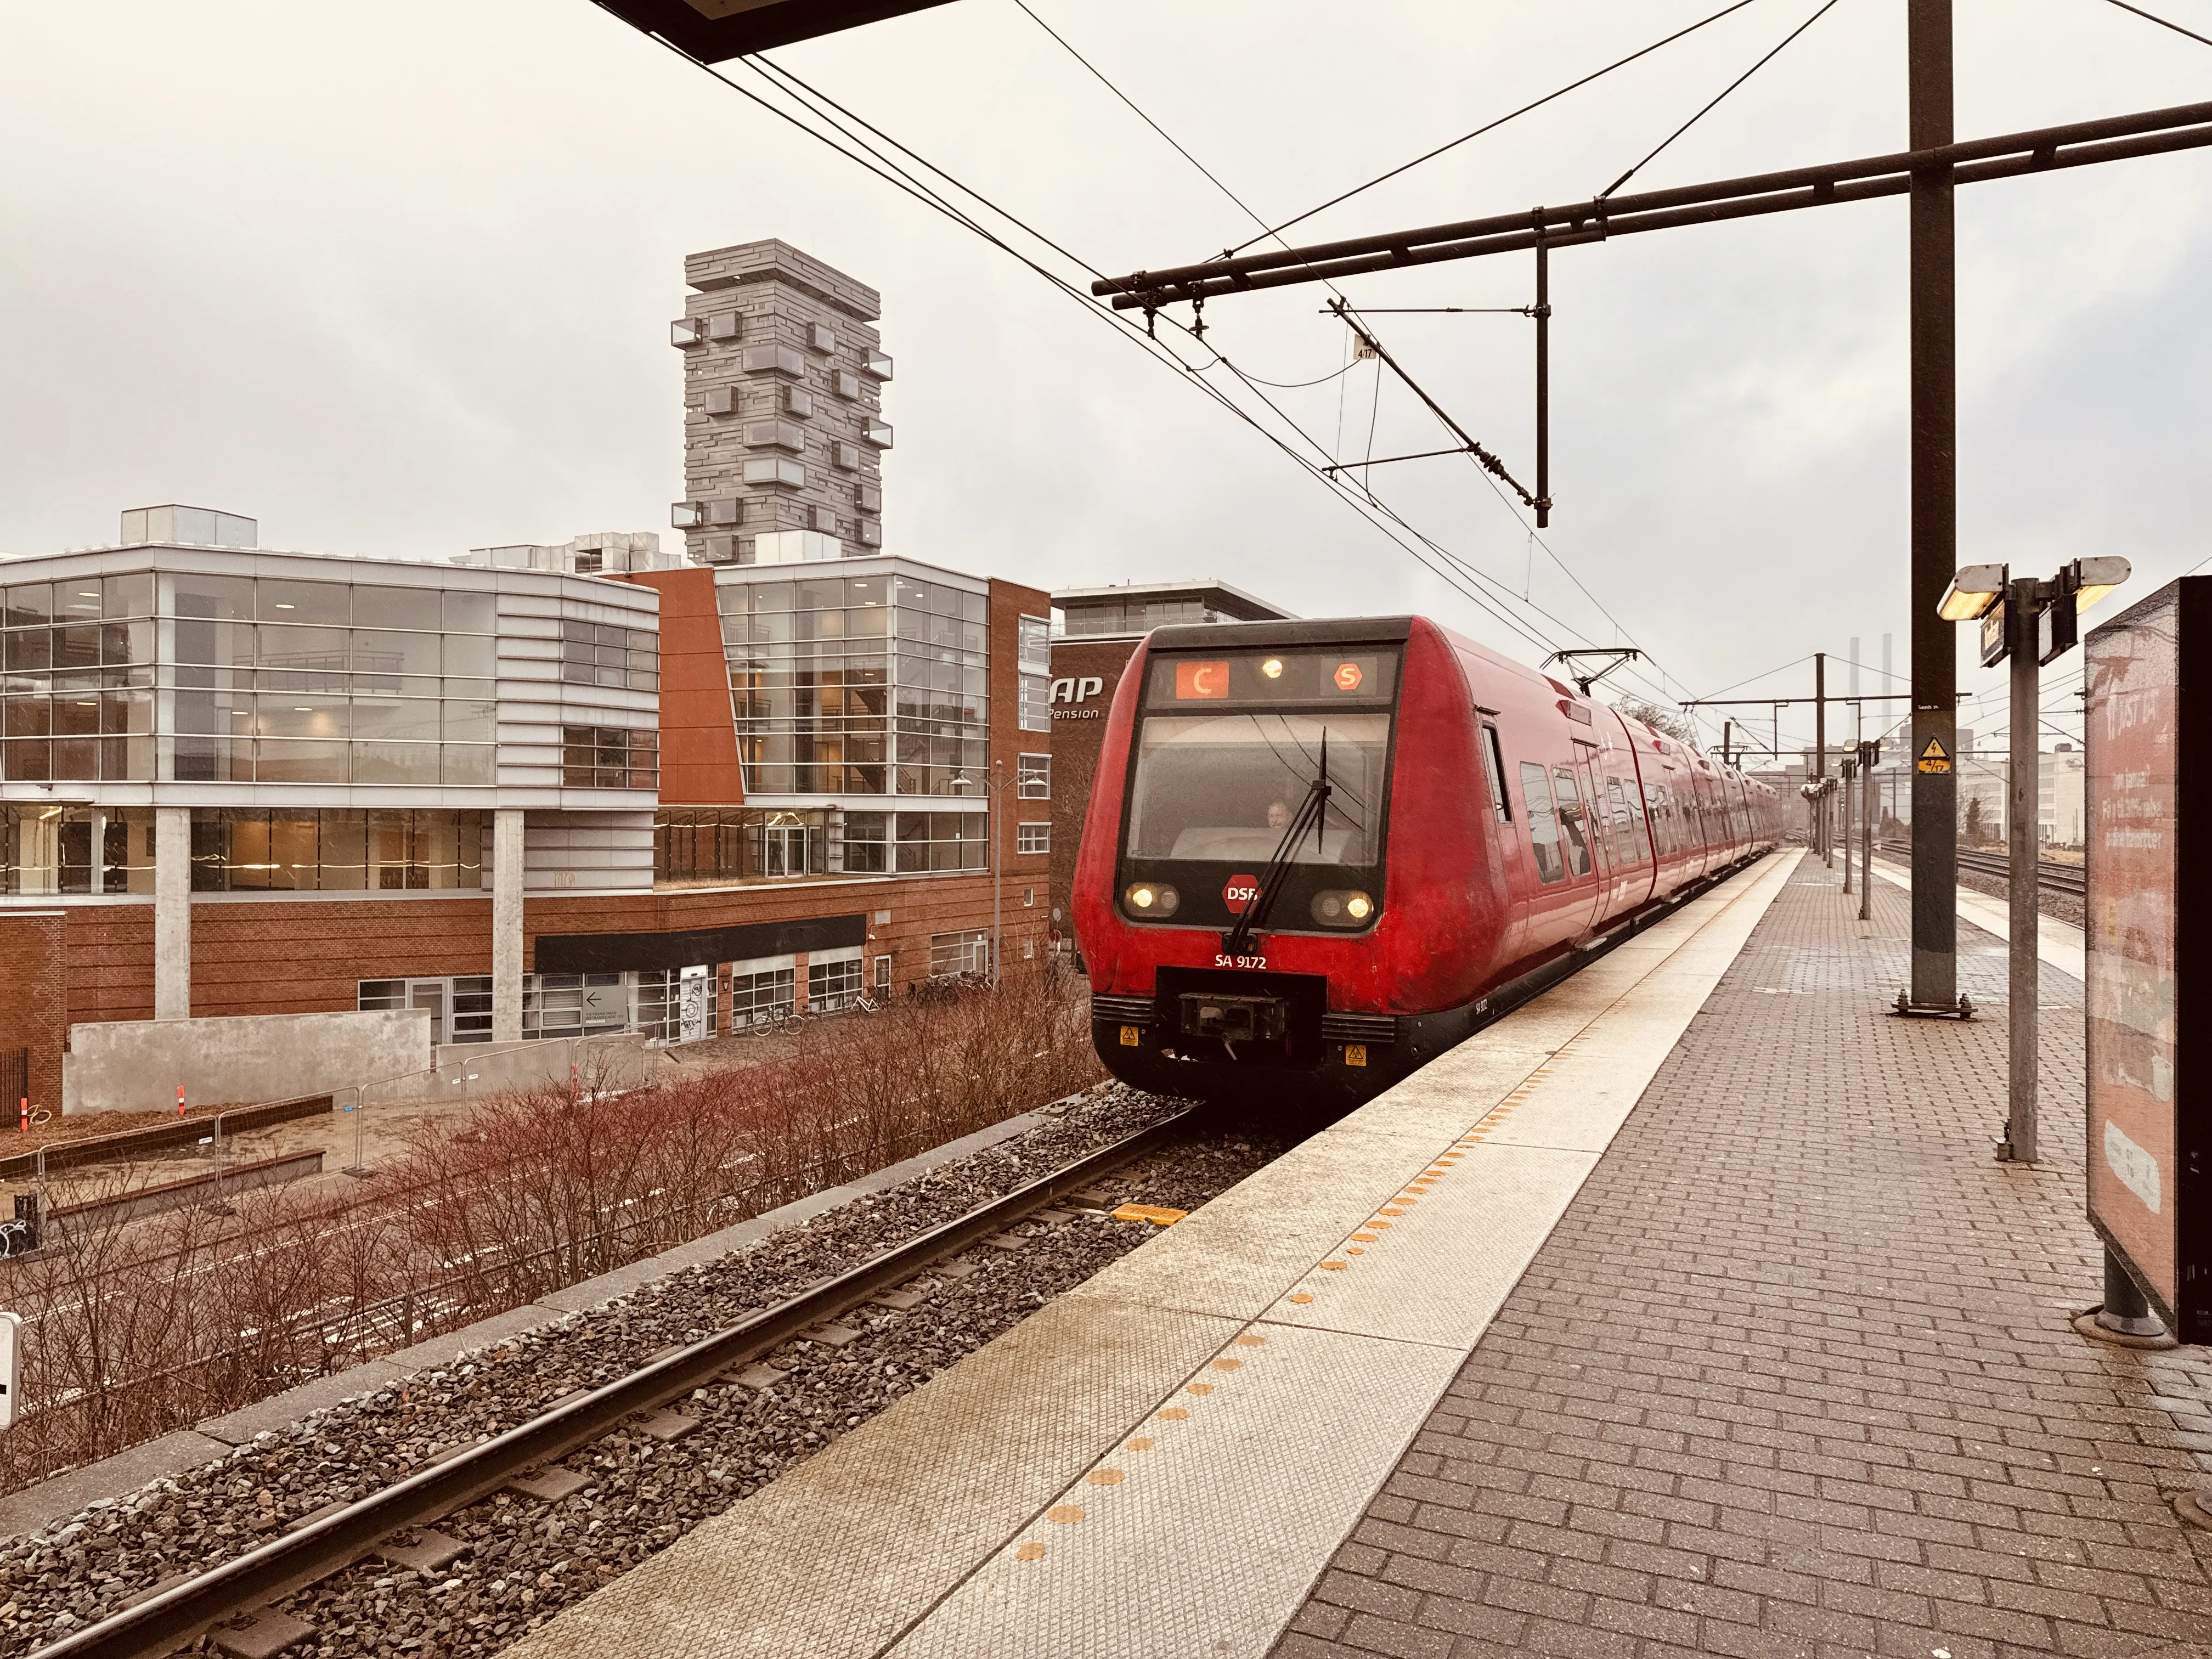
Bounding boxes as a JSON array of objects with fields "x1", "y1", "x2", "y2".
[
  {"x1": 1125, "y1": 882, "x2": 1179, "y2": 917},
  {"x1": 1261, "y1": 657, "x2": 1284, "y2": 679},
  {"x1": 1311, "y1": 889, "x2": 1375, "y2": 927}
]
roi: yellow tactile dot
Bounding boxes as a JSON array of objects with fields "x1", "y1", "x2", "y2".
[
  {"x1": 1424, "y1": 1167, "x2": 1449, "y2": 1176},
  {"x1": 1015, "y1": 1542, "x2": 1047, "y2": 1561},
  {"x1": 1048, "y1": 1505, "x2": 1086, "y2": 1524},
  {"x1": 1235, "y1": 1333, "x2": 1266, "y2": 1346},
  {"x1": 1211, "y1": 1357, "x2": 1243, "y2": 1372},
  {"x1": 1352, "y1": 1232, "x2": 1378, "y2": 1242},
  {"x1": 1287, "y1": 1293, "x2": 1313, "y2": 1305},
  {"x1": 1346, "y1": 1247, "x2": 1365, "y2": 1255},
  {"x1": 1379, "y1": 1207, "x2": 1405, "y2": 1217},
  {"x1": 1321, "y1": 1260, "x2": 1348, "y2": 1270},
  {"x1": 1127, "y1": 1436, "x2": 1155, "y2": 1451},
  {"x1": 1186, "y1": 1383, "x2": 1215, "y2": 1396},
  {"x1": 1158, "y1": 1406, "x2": 1190, "y2": 1419},
  {"x1": 1087, "y1": 1468, "x2": 1125, "y2": 1486}
]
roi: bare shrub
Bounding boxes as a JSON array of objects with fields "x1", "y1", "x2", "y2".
[{"x1": 0, "y1": 968, "x2": 1101, "y2": 1497}]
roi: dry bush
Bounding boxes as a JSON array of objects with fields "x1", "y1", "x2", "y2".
[{"x1": 0, "y1": 968, "x2": 1101, "y2": 1497}]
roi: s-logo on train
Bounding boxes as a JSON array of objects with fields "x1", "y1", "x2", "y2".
[{"x1": 1073, "y1": 616, "x2": 1782, "y2": 1105}]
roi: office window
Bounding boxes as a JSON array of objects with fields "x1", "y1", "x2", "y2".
[
  {"x1": 193, "y1": 808, "x2": 486, "y2": 892},
  {"x1": 561, "y1": 618, "x2": 658, "y2": 692},
  {"x1": 1016, "y1": 822, "x2": 1050, "y2": 855},
  {"x1": 874, "y1": 953, "x2": 891, "y2": 992},
  {"x1": 563, "y1": 726, "x2": 658, "y2": 790},
  {"x1": 929, "y1": 928, "x2": 990, "y2": 978},
  {"x1": 1019, "y1": 673, "x2": 1051, "y2": 733},
  {"x1": 729, "y1": 968, "x2": 795, "y2": 1029},
  {"x1": 0, "y1": 805, "x2": 156, "y2": 895},
  {"x1": 808, "y1": 956, "x2": 864, "y2": 1012},
  {"x1": 1017, "y1": 615, "x2": 1051, "y2": 674},
  {"x1": 1017, "y1": 753, "x2": 1050, "y2": 799}
]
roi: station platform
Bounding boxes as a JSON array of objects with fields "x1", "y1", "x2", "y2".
[{"x1": 502, "y1": 851, "x2": 2212, "y2": 1659}]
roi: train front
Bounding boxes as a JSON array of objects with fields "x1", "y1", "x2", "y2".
[{"x1": 1073, "y1": 617, "x2": 1495, "y2": 1109}]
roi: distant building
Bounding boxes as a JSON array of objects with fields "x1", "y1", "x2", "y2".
[
  {"x1": 1045, "y1": 580, "x2": 1294, "y2": 951},
  {"x1": 0, "y1": 244, "x2": 1054, "y2": 1115}
]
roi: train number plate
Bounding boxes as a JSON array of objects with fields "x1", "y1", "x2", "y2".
[{"x1": 1212, "y1": 953, "x2": 1268, "y2": 970}]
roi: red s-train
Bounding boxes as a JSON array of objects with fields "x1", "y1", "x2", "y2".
[{"x1": 1072, "y1": 616, "x2": 1781, "y2": 1105}]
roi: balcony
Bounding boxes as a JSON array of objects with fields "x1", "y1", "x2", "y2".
[
  {"x1": 865, "y1": 349, "x2": 893, "y2": 381},
  {"x1": 670, "y1": 317, "x2": 704, "y2": 348},
  {"x1": 864, "y1": 420, "x2": 893, "y2": 449},
  {"x1": 742, "y1": 343, "x2": 806, "y2": 377},
  {"x1": 742, "y1": 457, "x2": 805, "y2": 488},
  {"x1": 744, "y1": 419, "x2": 805, "y2": 453}
]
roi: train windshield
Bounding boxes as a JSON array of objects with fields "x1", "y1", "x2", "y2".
[{"x1": 1126, "y1": 712, "x2": 1392, "y2": 866}]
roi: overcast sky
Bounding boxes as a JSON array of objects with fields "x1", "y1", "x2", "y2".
[{"x1": 2, "y1": 0, "x2": 2206, "y2": 756}]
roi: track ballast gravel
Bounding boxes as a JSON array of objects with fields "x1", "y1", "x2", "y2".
[{"x1": 2, "y1": 1084, "x2": 1296, "y2": 1658}]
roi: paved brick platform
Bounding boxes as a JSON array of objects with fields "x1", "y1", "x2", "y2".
[{"x1": 1274, "y1": 856, "x2": 2212, "y2": 1659}]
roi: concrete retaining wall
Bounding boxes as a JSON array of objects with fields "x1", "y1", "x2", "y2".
[
  {"x1": 383, "y1": 1032, "x2": 654, "y2": 1108},
  {"x1": 62, "y1": 1009, "x2": 431, "y2": 1115}
]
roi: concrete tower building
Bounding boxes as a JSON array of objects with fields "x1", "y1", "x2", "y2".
[{"x1": 670, "y1": 240, "x2": 892, "y2": 566}]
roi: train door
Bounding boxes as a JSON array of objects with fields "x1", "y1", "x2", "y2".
[
  {"x1": 1477, "y1": 719, "x2": 1534, "y2": 966},
  {"x1": 1514, "y1": 753, "x2": 1600, "y2": 950},
  {"x1": 1572, "y1": 742, "x2": 1617, "y2": 932}
]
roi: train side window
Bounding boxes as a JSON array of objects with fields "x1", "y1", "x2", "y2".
[
  {"x1": 1646, "y1": 782, "x2": 1675, "y2": 856},
  {"x1": 1519, "y1": 763, "x2": 1564, "y2": 884},
  {"x1": 1606, "y1": 776, "x2": 1644, "y2": 864},
  {"x1": 1481, "y1": 727, "x2": 1511, "y2": 822},
  {"x1": 1552, "y1": 767, "x2": 1593, "y2": 878}
]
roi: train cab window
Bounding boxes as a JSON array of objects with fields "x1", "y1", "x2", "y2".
[
  {"x1": 1519, "y1": 763, "x2": 1565, "y2": 884},
  {"x1": 1481, "y1": 727, "x2": 1511, "y2": 822},
  {"x1": 1552, "y1": 767, "x2": 1593, "y2": 878},
  {"x1": 1606, "y1": 777, "x2": 1644, "y2": 864}
]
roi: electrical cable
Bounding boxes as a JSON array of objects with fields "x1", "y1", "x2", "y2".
[
  {"x1": 1598, "y1": 0, "x2": 1846, "y2": 200},
  {"x1": 2099, "y1": 0, "x2": 2212, "y2": 47},
  {"x1": 608, "y1": 12, "x2": 1650, "y2": 680},
  {"x1": 1226, "y1": 0, "x2": 1770, "y2": 256},
  {"x1": 983, "y1": 0, "x2": 1695, "y2": 702},
  {"x1": 1009, "y1": 0, "x2": 1275, "y2": 242},
  {"x1": 1230, "y1": 360, "x2": 1362, "y2": 390}
]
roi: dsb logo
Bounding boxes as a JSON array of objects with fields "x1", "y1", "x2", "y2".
[{"x1": 1222, "y1": 874, "x2": 1261, "y2": 915}]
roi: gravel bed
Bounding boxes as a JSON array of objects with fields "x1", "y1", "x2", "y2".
[
  {"x1": 1, "y1": 1084, "x2": 1294, "y2": 1656},
  {"x1": 1871, "y1": 850, "x2": 2086, "y2": 929}
]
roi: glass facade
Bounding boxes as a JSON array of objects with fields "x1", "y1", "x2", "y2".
[
  {"x1": 717, "y1": 571, "x2": 988, "y2": 797},
  {"x1": 1, "y1": 805, "x2": 157, "y2": 894},
  {"x1": 654, "y1": 806, "x2": 984, "y2": 885},
  {"x1": 191, "y1": 808, "x2": 488, "y2": 891},
  {"x1": 562, "y1": 726, "x2": 659, "y2": 790},
  {"x1": 1, "y1": 572, "x2": 156, "y2": 783},
  {"x1": 1059, "y1": 596, "x2": 1214, "y2": 637}
]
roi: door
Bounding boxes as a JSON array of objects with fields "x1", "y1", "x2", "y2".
[
  {"x1": 678, "y1": 964, "x2": 712, "y2": 1042},
  {"x1": 407, "y1": 980, "x2": 447, "y2": 1047}
]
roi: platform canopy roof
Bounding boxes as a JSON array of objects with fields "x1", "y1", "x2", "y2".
[{"x1": 589, "y1": 0, "x2": 958, "y2": 60}]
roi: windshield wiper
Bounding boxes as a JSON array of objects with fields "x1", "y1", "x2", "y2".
[{"x1": 1222, "y1": 731, "x2": 1330, "y2": 960}]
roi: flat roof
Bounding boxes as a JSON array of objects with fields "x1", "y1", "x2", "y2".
[{"x1": 1049, "y1": 579, "x2": 1293, "y2": 622}]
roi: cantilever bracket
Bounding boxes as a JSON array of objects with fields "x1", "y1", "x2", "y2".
[{"x1": 1544, "y1": 647, "x2": 1642, "y2": 697}]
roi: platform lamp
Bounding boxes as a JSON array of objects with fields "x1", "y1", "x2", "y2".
[{"x1": 1945, "y1": 558, "x2": 2149, "y2": 1331}]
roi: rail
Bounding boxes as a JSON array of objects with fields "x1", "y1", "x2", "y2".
[
  {"x1": 29, "y1": 1107, "x2": 1197, "y2": 1659},
  {"x1": 1875, "y1": 839, "x2": 2086, "y2": 896}
]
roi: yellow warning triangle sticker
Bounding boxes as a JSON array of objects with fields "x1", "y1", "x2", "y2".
[{"x1": 1919, "y1": 737, "x2": 1949, "y2": 760}]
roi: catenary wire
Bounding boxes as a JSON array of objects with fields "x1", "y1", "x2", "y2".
[
  {"x1": 608, "y1": 16, "x2": 1680, "y2": 701},
  {"x1": 1598, "y1": 0, "x2": 1846, "y2": 200},
  {"x1": 985, "y1": 1, "x2": 1699, "y2": 705},
  {"x1": 2098, "y1": 0, "x2": 2212, "y2": 47},
  {"x1": 1226, "y1": 0, "x2": 1770, "y2": 256}
]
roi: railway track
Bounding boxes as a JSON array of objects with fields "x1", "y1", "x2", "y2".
[
  {"x1": 25, "y1": 1104, "x2": 1222, "y2": 1659},
  {"x1": 1876, "y1": 839, "x2": 2086, "y2": 896}
]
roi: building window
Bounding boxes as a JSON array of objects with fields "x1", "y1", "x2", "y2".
[
  {"x1": 808, "y1": 954, "x2": 864, "y2": 1012},
  {"x1": 1023, "y1": 885, "x2": 1035, "y2": 906},
  {"x1": 929, "y1": 928, "x2": 990, "y2": 978},
  {"x1": 856, "y1": 810, "x2": 986, "y2": 874},
  {"x1": 717, "y1": 572, "x2": 989, "y2": 798},
  {"x1": 1018, "y1": 616, "x2": 1051, "y2": 674},
  {"x1": 874, "y1": 953, "x2": 891, "y2": 991},
  {"x1": 523, "y1": 973, "x2": 629, "y2": 1041},
  {"x1": 635, "y1": 967, "x2": 718, "y2": 1043},
  {"x1": 1018, "y1": 673, "x2": 1051, "y2": 733},
  {"x1": 193, "y1": 808, "x2": 486, "y2": 892},
  {"x1": 0, "y1": 805, "x2": 157, "y2": 895},
  {"x1": 358, "y1": 974, "x2": 493, "y2": 1046},
  {"x1": 561, "y1": 619, "x2": 658, "y2": 692},
  {"x1": 1017, "y1": 752, "x2": 1050, "y2": 799},
  {"x1": 656, "y1": 808, "x2": 839, "y2": 884},
  {"x1": 1016, "y1": 822, "x2": 1050, "y2": 855},
  {"x1": 563, "y1": 726, "x2": 658, "y2": 790},
  {"x1": 730, "y1": 967, "x2": 795, "y2": 1029}
]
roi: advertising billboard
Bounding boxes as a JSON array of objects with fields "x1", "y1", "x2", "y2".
[{"x1": 2085, "y1": 577, "x2": 2208, "y2": 1338}]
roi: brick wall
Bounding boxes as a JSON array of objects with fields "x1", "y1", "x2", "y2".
[{"x1": 0, "y1": 911, "x2": 67, "y2": 1110}]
